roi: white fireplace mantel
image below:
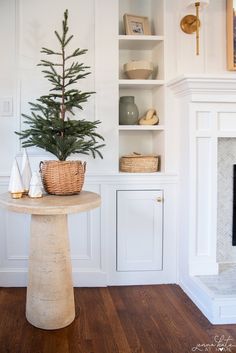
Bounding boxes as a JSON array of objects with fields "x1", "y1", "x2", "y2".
[
  {"x1": 168, "y1": 74, "x2": 236, "y2": 102},
  {"x1": 168, "y1": 74, "x2": 236, "y2": 277}
]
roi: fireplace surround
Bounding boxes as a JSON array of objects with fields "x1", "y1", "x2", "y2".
[{"x1": 169, "y1": 74, "x2": 236, "y2": 324}]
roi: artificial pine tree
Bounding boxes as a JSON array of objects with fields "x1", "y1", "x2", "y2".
[{"x1": 16, "y1": 9, "x2": 104, "y2": 161}]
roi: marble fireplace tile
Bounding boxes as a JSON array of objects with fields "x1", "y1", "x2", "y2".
[
  {"x1": 197, "y1": 264, "x2": 236, "y2": 297},
  {"x1": 217, "y1": 138, "x2": 236, "y2": 263}
]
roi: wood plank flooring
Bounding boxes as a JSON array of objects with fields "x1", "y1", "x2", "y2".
[{"x1": 0, "y1": 285, "x2": 236, "y2": 353}]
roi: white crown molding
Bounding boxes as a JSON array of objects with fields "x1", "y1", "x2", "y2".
[{"x1": 167, "y1": 74, "x2": 236, "y2": 102}]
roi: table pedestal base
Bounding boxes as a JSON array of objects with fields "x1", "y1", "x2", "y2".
[{"x1": 26, "y1": 214, "x2": 75, "y2": 330}]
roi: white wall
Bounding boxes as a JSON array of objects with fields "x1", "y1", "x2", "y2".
[
  {"x1": 0, "y1": 0, "x2": 229, "y2": 177},
  {"x1": 166, "y1": 0, "x2": 227, "y2": 79},
  {"x1": 0, "y1": 0, "x2": 118, "y2": 287},
  {"x1": 0, "y1": 0, "x2": 19, "y2": 176},
  {"x1": 165, "y1": 0, "x2": 227, "y2": 172},
  {"x1": 0, "y1": 0, "x2": 118, "y2": 175},
  {"x1": 0, "y1": 0, "x2": 230, "y2": 287}
]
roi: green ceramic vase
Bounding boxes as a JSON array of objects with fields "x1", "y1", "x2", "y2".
[{"x1": 119, "y1": 96, "x2": 139, "y2": 125}]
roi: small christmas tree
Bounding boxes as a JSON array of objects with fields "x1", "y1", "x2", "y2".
[{"x1": 16, "y1": 9, "x2": 104, "y2": 161}]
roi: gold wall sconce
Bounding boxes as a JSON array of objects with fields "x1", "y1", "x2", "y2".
[{"x1": 180, "y1": 0, "x2": 210, "y2": 55}]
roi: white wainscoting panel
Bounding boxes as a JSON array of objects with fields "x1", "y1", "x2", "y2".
[
  {"x1": 218, "y1": 112, "x2": 236, "y2": 132},
  {"x1": 69, "y1": 208, "x2": 101, "y2": 270},
  {"x1": 196, "y1": 111, "x2": 211, "y2": 132},
  {"x1": 196, "y1": 137, "x2": 211, "y2": 256},
  {"x1": 189, "y1": 107, "x2": 218, "y2": 275},
  {"x1": 0, "y1": 180, "x2": 105, "y2": 287},
  {"x1": 5, "y1": 212, "x2": 30, "y2": 261}
]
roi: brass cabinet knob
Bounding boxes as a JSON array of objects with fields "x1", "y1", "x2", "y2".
[{"x1": 156, "y1": 197, "x2": 163, "y2": 203}]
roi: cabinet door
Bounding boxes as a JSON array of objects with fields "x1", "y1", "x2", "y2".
[{"x1": 117, "y1": 190, "x2": 163, "y2": 271}]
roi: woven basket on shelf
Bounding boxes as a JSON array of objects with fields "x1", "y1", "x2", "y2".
[
  {"x1": 39, "y1": 160, "x2": 86, "y2": 196},
  {"x1": 120, "y1": 153, "x2": 159, "y2": 173}
]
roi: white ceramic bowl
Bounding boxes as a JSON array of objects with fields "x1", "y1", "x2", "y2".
[{"x1": 124, "y1": 60, "x2": 153, "y2": 80}]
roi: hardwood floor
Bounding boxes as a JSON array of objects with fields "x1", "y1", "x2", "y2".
[{"x1": 0, "y1": 285, "x2": 236, "y2": 353}]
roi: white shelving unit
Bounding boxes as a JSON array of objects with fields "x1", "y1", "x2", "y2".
[
  {"x1": 118, "y1": 0, "x2": 165, "y2": 171},
  {"x1": 119, "y1": 80, "x2": 164, "y2": 89},
  {"x1": 118, "y1": 125, "x2": 164, "y2": 131},
  {"x1": 119, "y1": 35, "x2": 164, "y2": 50}
]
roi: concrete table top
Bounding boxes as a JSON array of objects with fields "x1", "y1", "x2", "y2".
[{"x1": 0, "y1": 191, "x2": 101, "y2": 215}]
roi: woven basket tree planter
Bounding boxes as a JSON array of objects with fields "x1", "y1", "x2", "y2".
[{"x1": 40, "y1": 160, "x2": 86, "y2": 196}]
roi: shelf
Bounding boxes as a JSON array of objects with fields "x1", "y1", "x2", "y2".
[
  {"x1": 119, "y1": 35, "x2": 164, "y2": 50},
  {"x1": 119, "y1": 125, "x2": 164, "y2": 131},
  {"x1": 118, "y1": 0, "x2": 165, "y2": 172},
  {"x1": 118, "y1": 171, "x2": 163, "y2": 175},
  {"x1": 119, "y1": 79, "x2": 164, "y2": 89}
]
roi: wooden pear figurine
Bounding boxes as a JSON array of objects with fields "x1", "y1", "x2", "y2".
[
  {"x1": 8, "y1": 158, "x2": 24, "y2": 199},
  {"x1": 138, "y1": 108, "x2": 159, "y2": 125}
]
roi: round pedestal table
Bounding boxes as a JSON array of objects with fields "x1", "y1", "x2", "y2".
[{"x1": 0, "y1": 191, "x2": 101, "y2": 330}]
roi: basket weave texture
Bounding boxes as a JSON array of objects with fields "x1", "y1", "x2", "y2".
[
  {"x1": 120, "y1": 153, "x2": 159, "y2": 173},
  {"x1": 40, "y1": 160, "x2": 86, "y2": 196}
]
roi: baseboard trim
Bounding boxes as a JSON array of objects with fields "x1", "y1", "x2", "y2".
[
  {"x1": 72, "y1": 269, "x2": 107, "y2": 287},
  {"x1": 0, "y1": 268, "x2": 108, "y2": 287},
  {"x1": 0, "y1": 268, "x2": 28, "y2": 287},
  {"x1": 190, "y1": 261, "x2": 219, "y2": 276},
  {"x1": 179, "y1": 275, "x2": 213, "y2": 322},
  {"x1": 180, "y1": 275, "x2": 236, "y2": 324}
]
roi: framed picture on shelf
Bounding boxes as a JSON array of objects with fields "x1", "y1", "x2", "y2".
[
  {"x1": 123, "y1": 14, "x2": 151, "y2": 35},
  {"x1": 226, "y1": 0, "x2": 236, "y2": 70}
]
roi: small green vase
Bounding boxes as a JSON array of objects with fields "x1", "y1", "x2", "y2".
[{"x1": 119, "y1": 96, "x2": 139, "y2": 125}]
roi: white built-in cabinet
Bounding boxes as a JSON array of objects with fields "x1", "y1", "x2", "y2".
[
  {"x1": 118, "y1": 0, "x2": 165, "y2": 171},
  {"x1": 117, "y1": 190, "x2": 163, "y2": 271},
  {"x1": 115, "y1": 0, "x2": 168, "y2": 277}
]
